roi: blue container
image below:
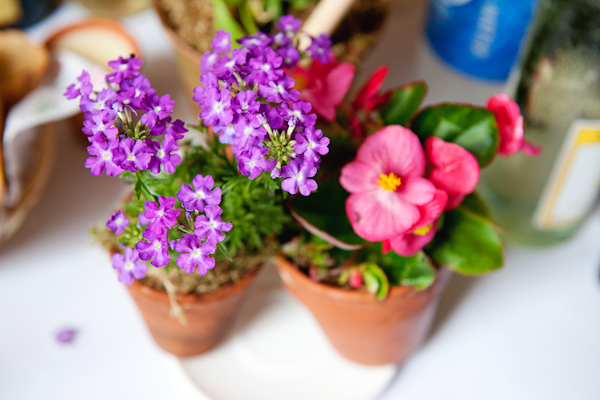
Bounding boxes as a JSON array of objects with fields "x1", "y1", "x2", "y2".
[{"x1": 426, "y1": 0, "x2": 537, "y2": 81}]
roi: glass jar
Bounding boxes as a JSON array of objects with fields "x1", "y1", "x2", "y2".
[{"x1": 480, "y1": 0, "x2": 600, "y2": 245}]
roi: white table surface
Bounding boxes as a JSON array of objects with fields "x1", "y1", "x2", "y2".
[{"x1": 2, "y1": 1, "x2": 600, "y2": 399}]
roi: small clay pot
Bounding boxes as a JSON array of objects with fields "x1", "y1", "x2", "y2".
[
  {"x1": 152, "y1": 0, "x2": 389, "y2": 108},
  {"x1": 275, "y1": 256, "x2": 451, "y2": 366},
  {"x1": 126, "y1": 266, "x2": 260, "y2": 357}
]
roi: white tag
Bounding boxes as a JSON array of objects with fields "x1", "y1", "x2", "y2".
[{"x1": 533, "y1": 119, "x2": 600, "y2": 229}]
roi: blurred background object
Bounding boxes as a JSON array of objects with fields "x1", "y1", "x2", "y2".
[
  {"x1": 0, "y1": 0, "x2": 58, "y2": 28},
  {"x1": 426, "y1": 0, "x2": 538, "y2": 81},
  {"x1": 0, "y1": 16, "x2": 140, "y2": 243},
  {"x1": 72, "y1": 0, "x2": 151, "y2": 17},
  {"x1": 480, "y1": 0, "x2": 600, "y2": 246},
  {"x1": 0, "y1": 30, "x2": 53, "y2": 242},
  {"x1": 46, "y1": 18, "x2": 141, "y2": 67}
]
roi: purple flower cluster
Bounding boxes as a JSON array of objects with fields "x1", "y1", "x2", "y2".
[
  {"x1": 64, "y1": 55, "x2": 187, "y2": 177},
  {"x1": 194, "y1": 15, "x2": 332, "y2": 196},
  {"x1": 106, "y1": 174, "x2": 232, "y2": 283}
]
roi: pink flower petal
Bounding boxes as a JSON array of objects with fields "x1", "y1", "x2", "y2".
[
  {"x1": 340, "y1": 160, "x2": 381, "y2": 193},
  {"x1": 346, "y1": 190, "x2": 420, "y2": 242},
  {"x1": 385, "y1": 219, "x2": 439, "y2": 257},
  {"x1": 355, "y1": 125, "x2": 426, "y2": 178},
  {"x1": 353, "y1": 66, "x2": 388, "y2": 110},
  {"x1": 413, "y1": 188, "x2": 448, "y2": 227},
  {"x1": 302, "y1": 90, "x2": 337, "y2": 121},
  {"x1": 487, "y1": 93, "x2": 541, "y2": 157},
  {"x1": 398, "y1": 176, "x2": 437, "y2": 206},
  {"x1": 445, "y1": 193, "x2": 466, "y2": 211},
  {"x1": 426, "y1": 136, "x2": 480, "y2": 196},
  {"x1": 325, "y1": 62, "x2": 355, "y2": 106}
]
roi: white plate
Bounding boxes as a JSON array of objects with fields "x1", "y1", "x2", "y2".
[{"x1": 177, "y1": 265, "x2": 397, "y2": 400}]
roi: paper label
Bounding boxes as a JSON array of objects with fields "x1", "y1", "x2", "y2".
[{"x1": 533, "y1": 119, "x2": 600, "y2": 229}]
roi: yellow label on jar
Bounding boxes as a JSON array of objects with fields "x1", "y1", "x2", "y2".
[{"x1": 533, "y1": 119, "x2": 600, "y2": 230}]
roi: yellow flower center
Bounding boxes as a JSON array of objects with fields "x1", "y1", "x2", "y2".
[
  {"x1": 413, "y1": 224, "x2": 433, "y2": 236},
  {"x1": 377, "y1": 173, "x2": 402, "y2": 192}
]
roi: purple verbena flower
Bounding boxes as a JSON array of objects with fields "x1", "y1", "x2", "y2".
[
  {"x1": 213, "y1": 122, "x2": 239, "y2": 145},
  {"x1": 112, "y1": 247, "x2": 147, "y2": 285},
  {"x1": 106, "y1": 210, "x2": 129, "y2": 235},
  {"x1": 258, "y1": 76, "x2": 299, "y2": 103},
  {"x1": 248, "y1": 48, "x2": 284, "y2": 83},
  {"x1": 193, "y1": 206, "x2": 233, "y2": 243},
  {"x1": 113, "y1": 138, "x2": 151, "y2": 173},
  {"x1": 233, "y1": 90, "x2": 260, "y2": 114},
  {"x1": 83, "y1": 110, "x2": 119, "y2": 142},
  {"x1": 64, "y1": 70, "x2": 93, "y2": 100},
  {"x1": 294, "y1": 126, "x2": 330, "y2": 163},
  {"x1": 237, "y1": 147, "x2": 275, "y2": 179},
  {"x1": 177, "y1": 174, "x2": 222, "y2": 212},
  {"x1": 281, "y1": 158, "x2": 318, "y2": 196},
  {"x1": 136, "y1": 229, "x2": 171, "y2": 268},
  {"x1": 211, "y1": 30, "x2": 232, "y2": 54},
  {"x1": 199, "y1": 87, "x2": 233, "y2": 127},
  {"x1": 277, "y1": 45, "x2": 301, "y2": 69},
  {"x1": 279, "y1": 100, "x2": 317, "y2": 128},
  {"x1": 85, "y1": 138, "x2": 124, "y2": 176},
  {"x1": 306, "y1": 34, "x2": 334, "y2": 64},
  {"x1": 172, "y1": 234, "x2": 217, "y2": 274},
  {"x1": 106, "y1": 55, "x2": 143, "y2": 84},
  {"x1": 275, "y1": 15, "x2": 302, "y2": 34},
  {"x1": 141, "y1": 94, "x2": 175, "y2": 128},
  {"x1": 143, "y1": 196, "x2": 181, "y2": 235},
  {"x1": 200, "y1": 50, "x2": 220, "y2": 73},
  {"x1": 147, "y1": 137, "x2": 181, "y2": 174}
]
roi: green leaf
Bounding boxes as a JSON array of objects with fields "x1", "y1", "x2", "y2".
[
  {"x1": 379, "y1": 82, "x2": 427, "y2": 126},
  {"x1": 459, "y1": 191, "x2": 493, "y2": 220},
  {"x1": 291, "y1": 0, "x2": 313, "y2": 9},
  {"x1": 361, "y1": 263, "x2": 389, "y2": 300},
  {"x1": 211, "y1": 0, "x2": 246, "y2": 42},
  {"x1": 218, "y1": 241, "x2": 233, "y2": 262},
  {"x1": 411, "y1": 104, "x2": 499, "y2": 167},
  {"x1": 429, "y1": 206, "x2": 503, "y2": 275},
  {"x1": 378, "y1": 250, "x2": 435, "y2": 290},
  {"x1": 265, "y1": 0, "x2": 283, "y2": 19},
  {"x1": 239, "y1": 2, "x2": 259, "y2": 34}
]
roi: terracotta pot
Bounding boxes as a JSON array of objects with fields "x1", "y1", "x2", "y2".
[
  {"x1": 126, "y1": 266, "x2": 261, "y2": 357},
  {"x1": 152, "y1": 0, "x2": 389, "y2": 108},
  {"x1": 275, "y1": 256, "x2": 451, "y2": 365}
]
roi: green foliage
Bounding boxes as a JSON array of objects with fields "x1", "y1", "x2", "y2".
[
  {"x1": 212, "y1": 0, "x2": 246, "y2": 43},
  {"x1": 379, "y1": 82, "x2": 427, "y2": 127},
  {"x1": 289, "y1": 172, "x2": 367, "y2": 247},
  {"x1": 182, "y1": 136, "x2": 289, "y2": 257},
  {"x1": 377, "y1": 249, "x2": 436, "y2": 290},
  {"x1": 217, "y1": 0, "x2": 316, "y2": 37},
  {"x1": 360, "y1": 263, "x2": 389, "y2": 300},
  {"x1": 428, "y1": 194, "x2": 503, "y2": 275},
  {"x1": 411, "y1": 104, "x2": 500, "y2": 167}
]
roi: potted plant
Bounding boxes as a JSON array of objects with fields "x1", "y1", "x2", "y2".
[
  {"x1": 153, "y1": 0, "x2": 389, "y2": 101},
  {"x1": 64, "y1": 17, "x2": 333, "y2": 357},
  {"x1": 276, "y1": 60, "x2": 541, "y2": 365}
]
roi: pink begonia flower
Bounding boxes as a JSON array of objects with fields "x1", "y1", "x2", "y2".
[
  {"x1": 340, "y1": 125, "x2": 442, "y2": 242},
  {"x1": 293, "y1": 60, "x2": 355, "y2": 121},
  {"x1": 348, "y1": 269, "x2": 363, "y2": 289},
  {"x1": 425, "y1": 137, "x2": 480, "y2": 211},
  {"x1": 382, "y1": 219, "x2": 440, "y2": 257},
  {"x1": 487, "y1": 93, "x2": 541, "y2": 157}
]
